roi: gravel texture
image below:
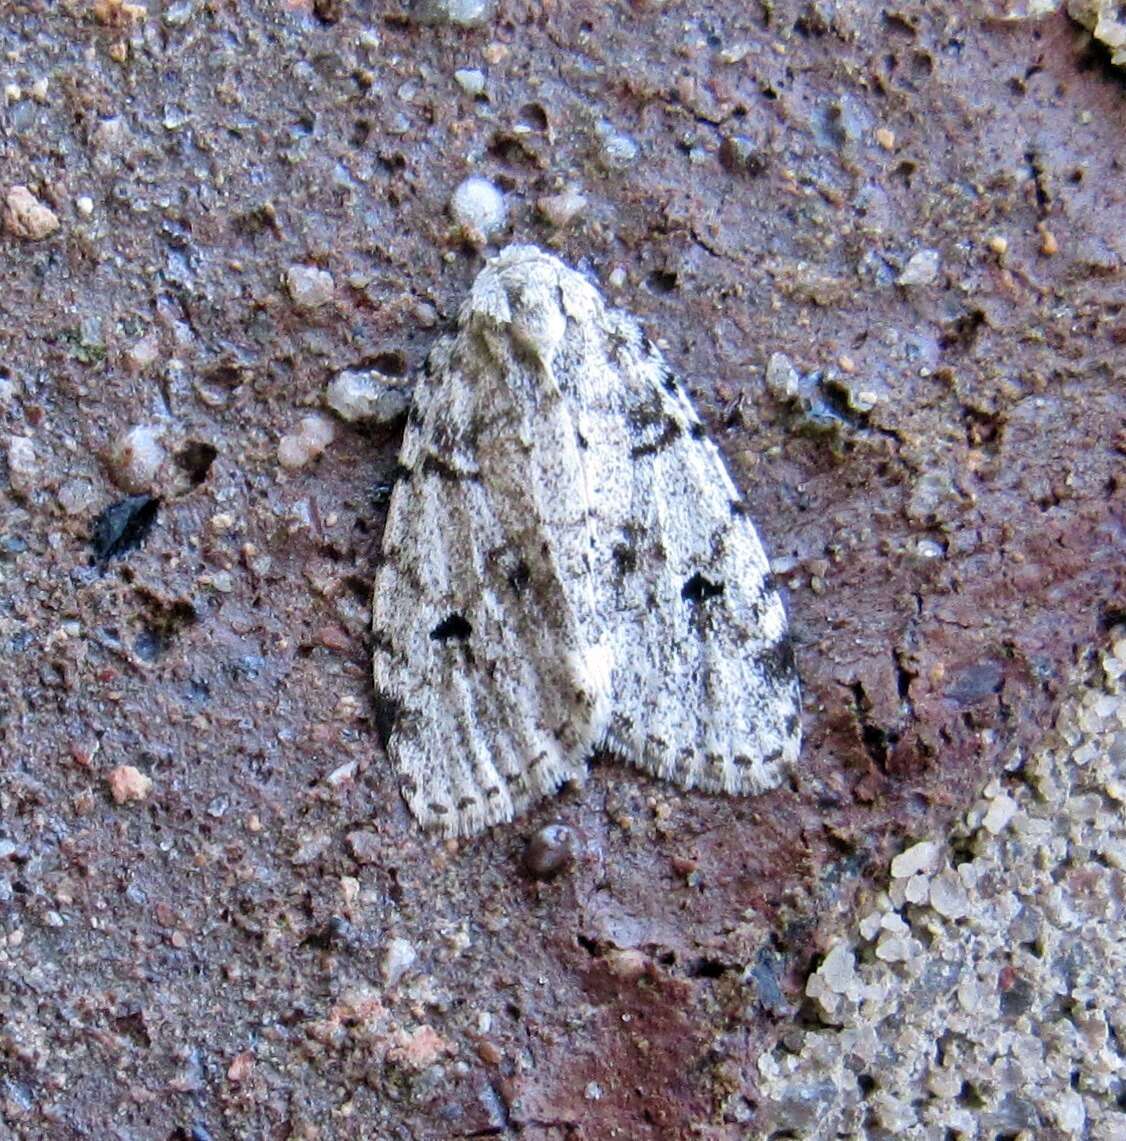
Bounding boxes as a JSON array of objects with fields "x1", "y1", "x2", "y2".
[
  {"x1": 755, "y1": 632, "x2": 1126, "y2": 1138},
  {"x1": 0, "y1": 2, "x2": 1123, "y2": 1137}
]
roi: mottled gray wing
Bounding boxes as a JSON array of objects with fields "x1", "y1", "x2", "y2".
[
  {"x1": 373, "y1": 332, "x2": 611, "y2": 838},
  {"x1": 579, "y1": 311, "x2": 802, "y2": 795}
]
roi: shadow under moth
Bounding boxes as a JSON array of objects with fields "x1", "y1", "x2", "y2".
[{"x1": 373, "y1": 245, "x2": 801, "y2": 838}]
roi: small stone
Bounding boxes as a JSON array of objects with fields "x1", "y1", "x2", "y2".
[
  {"x1": 291, "y1": 832, "x2": 332, "y2": 865},
  {"x1": 988, "y1": 234, "x2": 1008, "y2": 255},
  {"x1": 524, "y1": 822, "x2": 579, "y2": 880},
  {"x1": 285, "y1": 264, "x2": 335, "y2": 309},
  {"x1": 4, "y1": 185, "x2": 60, "y2": 240},
  {"x1": 107, "y1": 765, "x2": 153, "y2": 804},
  {"x1": 412, "y1": 0, "x2": 495, "y2": 27},
  {"x1": 875, "y1": 127, "x2": 896, "y2": 150},
  {"x1": 605, "y1": 948, "x2": 650, "y2": 980},
  {"x1": 126, "y1": 333, "x2": 161, "y2": 372},
  {"x1": 928, "y1": 869, "x2": 969, "y2": 919},
  {"x1": 536, "y1": 188, "x2": 587, "y2": 229},
  {"x1": 1038, "y1": 224, "x2": 1058, "y2": 256},
  {"x1": 5, "y1": 436, "x2": 39, "y2": 496},
  {"x1": 765, "y1": 352, "x2": 800, "y2": 400},
  {"x1": 58, "y1": 478, "x2": 98, "y2": 515},
  {"x1": 346, "y1": 830, "x2": 381, "y2": 863},
  {"x1": 325, "y1": 369, "x2": 412, "y2": 424},
  {"x1": 719, "y1": 135, "x2": 766, "y2": 176},
  {"x1": 107, "y1": 424, "x2": 166, "y2": 493},
  {"x1": 76, "y1": 195, "x2": 95, "y2": 217},
  {"x1": 890, "y1": 840, "x2": 939, "y2": 879},
  {"x1": 897, "y1": 249, "x2": 940, "y2": 286},
  {"x1": 594, "y1": 121, "x2": 639, "y2": 171},
  {"x1": 453, "y1": 68, "x2": 486, "y2": 96},
  {"x1": 817, "y1": 941, "x2": 857, "y2": 993},
  {"x1": 449, "y1": 176, "x2": 507, "y2": 240},
  {"x1": 381, "y1": 937, "x2": 417, "y2": 987},
  {"x1": 387, "y1": 1025, "x2": 452, "y2": 1070},
  {"x1": 277, "y1": 414, "x2": 336, "y2": 470},
  {"x1": 226, "y1": 1050, "x2": 255, "y2": 1084},
  {"x1": 981, "y1": 793, "x2": 1018, "y2": 834}
]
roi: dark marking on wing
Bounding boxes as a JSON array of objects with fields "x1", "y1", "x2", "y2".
[
  {"x1": 682, "y1": 573, "x2": 725, "y2": 603},
  {"x1": 612, "y1": 544, "x2": 638, "y2": 576},
  {"x1": 421, "y1": 454, "x2": 478, "y2": 481},
  {"x1": 373, "y1": 691, "x2": 401, "y2": 748},
  {"x1": 756, "y1": 635, "x2": 797, "y2": 686},
  {"x1": 630, "y1": 418, "x2": 682, "y2": 459},
  {"x1": 508, "y1": 560, "x2": 531, "y2": 594},
  {"x1": 689, "y1": 422, "x2": 706, "y2": 440},
  {"x1": 430, "y1": 614, "x2": 472, "y2": 641}
]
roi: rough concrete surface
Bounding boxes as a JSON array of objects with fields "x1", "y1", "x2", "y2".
[{"x1": 0, "y1": 2, "x2": 1122, "y2": 1138}]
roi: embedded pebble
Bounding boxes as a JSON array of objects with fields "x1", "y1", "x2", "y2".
[
  {"x1": 107, "y1": 424, "x2": 166, "y2": 493},
  {"x1": 594, "y1": 121, "x2": 639, "y2": 170},
  {"x1": 4, "y1": 185, "x2": 60, "y2": 240},
  {"x1": 449, "y1": 176, "x2": 506, "y2": 240},
  {"x1": 107, "y1": 765, "x2": 153, "y2": 804},
  {"x1": 453, "y1": 68, "x2": 486, "y2": 96},
  {"x1": 285, "y1": 264, "x2": 335, "y2": 309},
  {"x1": 523, "y1": 822, "x2": 579, "y2": 880},
  {"x1": 765, "y1": 352, "x2": 800, "y2": 400},
  {"x1": 982, "y1": 792, "x2": 1018, "y2": 834},
  {"x1": 325, "y1": 369, "x2": 412, "y2": 424},
  {"x1": 897, "y1": 249, "x2": 940, "y2": 286},
  {"x1": 536, "y1": 188, "x2": 587, "y2": 229},
  {"x1": 412, "y1": 0, "x2": 495, "y2": 27},
  {"x1": 928, "y1": 869, "x2": 969, "y2": 919},
  {"x1": 381, "y1": 937, "x2": 417, "y2": 987},
  {"x1": 58, "y1": 478, "x2": 98, "y2": 515},
  {"x1": 277, "y1": 414, "x2": 336, "y2": 469},
  {"x1": 5, "y1": 435, "x2": 39, "y2": 496},
  {"x1": 889, "y1": 840, "x2": 938, "y2": 879}
]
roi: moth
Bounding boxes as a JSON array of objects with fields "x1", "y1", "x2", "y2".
[{"x1": 373, "y1": 246, "x2": 801, "y2": 837}]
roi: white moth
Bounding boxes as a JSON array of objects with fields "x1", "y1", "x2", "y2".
[{"x1": 373, "y1": 245, "x2": 801, "y2": 838}]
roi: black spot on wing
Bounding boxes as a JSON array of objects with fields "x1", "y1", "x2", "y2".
[
  {"x1": 507, "y1": 560, "x2": 531, "y2": 594},
  {"x1": 430, "y1": 614, "x2": 472, "y2": 641},
  {"x1": 682, "y1": 573, "x2": 725, "y2": 603}
]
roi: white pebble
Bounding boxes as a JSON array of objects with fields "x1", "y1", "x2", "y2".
[
  {"x1": 413, "y1": 0, "x2": 495, "y2": 26},
  {"x1": 595, "y1": 121, "x2": 639, "y2": 170},
  {"x1": 928, "y1": 869, "x2": 969, "y2": 919},
  {"x1": 449, "y1": 176, "x2": 507, "y2": 239},
  {"x1": 981, "y1": 793, "x2": 1017, "y2": 834},
  {"x1": 381, "y1": 937, "x2": 417, "y2": 987},
  {"x1": 76, "y1": 195, "x2": 94, "y2": 217},
  {"x1": 58, "y1": 478, "x2": 97, "y2": 515},
  {"x1": 325, "y1": 369, "x2": 412, "y2": 424},
  {"x1": 537, "y1": 188, "x2": 587, "y2": 229},
  {"x1": 285, "y1": 264, "x2": 335, "y2": 309},
  {"x1": 817, "y1": 941, "x2": 857, "y2": 994},
  {"x1": 454, "y1": 68, "x2": 486, "y2": 96},
  {"x1": 897, "y1": 248, "x2": 940, "y2": 286},
  {"x1": 5, "y1": 435, "x2": 39, "y2": 496},
  {"x1": 890, "y1": 840, "x2": 939, "y2": 879},
  {"x1": 277, "y1": 414, "x2": 336, "y2": 470},
  {"x1": 107, "y1": 424, "x2": 166, "y2": 493},
  {"x1": 766, "y1": 352, "x2": 800, "y2": 400}
]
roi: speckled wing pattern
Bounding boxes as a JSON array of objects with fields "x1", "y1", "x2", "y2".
[{"x1": 373, "y1": 245, "x2": 800, "y2": 837}]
